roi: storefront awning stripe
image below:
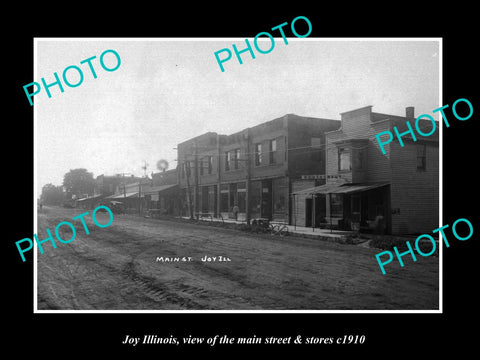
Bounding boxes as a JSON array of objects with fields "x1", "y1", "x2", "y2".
[
  {"x1": 293, "y1": 182, "x2": 389, "y2": 196},
  {"x1": 77, "y1": 194, "x2": 103, "y2": 201},
  {"x1": 142, "y1": 184, "x2": 178, "y2": 195},
  {"x1": 292, "y1": 183, "x2": 344, "y2": 195},
  {"x1": 332, "y1": 182, "x2": 389, "y2": 194},
  {"x1": 109, "y1": 192, "x2": 139, "y2": 199}
]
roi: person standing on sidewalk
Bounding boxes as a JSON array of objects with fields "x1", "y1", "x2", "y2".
[{"x1": 232, "y1": 203, "x2": 240, "y2": 221}]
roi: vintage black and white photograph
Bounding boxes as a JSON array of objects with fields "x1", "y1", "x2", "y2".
[{"x1": 34, "y1": 38, "x2": 441, "y2": 311}]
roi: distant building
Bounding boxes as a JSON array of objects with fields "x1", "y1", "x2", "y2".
[
  {"x1": 177, "y1": 114, "x2": 341, "y2": 222},
  {"x1": 95, "y1": 174, "x2": 142, "y2": 197},
  {"x1": 77, "y1": 174, "x2": 142, "y2": 209},
  {"x1": 104, "y1": 170, "x2": 180, "y2": 215},
  {"x1": 293, "y1": 106, "x2": 439, "y2": 235},
  {"x1": 151, "y1": 169, "x2": 177, "y2": 186},
  {"x1": 145, "y1": 169, "x2": 180, "y2": 215}
]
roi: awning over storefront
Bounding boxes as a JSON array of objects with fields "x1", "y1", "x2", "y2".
[
  {"x1": 77, "y1": 194, "x2": 103, "y2": 202},
  {"x1": 106, "y1": 192, "x2": 139, "y2": 199},
  {"x1": 106, "y1": 184, "x2": 178, "y2": 199},
  {"x1": 142, "y1": 184, "x2": 177, "y2": 195},
  {"x1": 293, "y1": 182, "x2": 390, "y2": 196}
]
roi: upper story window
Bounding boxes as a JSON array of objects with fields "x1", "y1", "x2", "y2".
[
  {"x1": 225, "y1": 151, "x2": 231, "y2": 171},
  {"x1": 269, "y1": 139, "x2": 277, "y2": 164},
  {"x1": 255, "y1": 143, "x2": 262, "y2": 166},
  {"x1": 338, "y1": 147, "x2": 351, "y2": 171},
  {"x1": 234, "y1": 149, "x2": 240, "y2": 169},
  {"x1": 199, "y1": 156, "x2": 215, "y2": 176},
  {"x1": 416, "y1": 144, "x2": 426, "y2": 171},
  {"x1": 353, "y1": 148, "x2": 366, "y2": 170},
  {"x1": 207, "y1": 155, "x2": 213, "y2": 174},
  {"x1": 225, "y1": 150, "x2": 240, "y2": 171},
  {"x1": 199, "y1": 158, "x2": 204, "y2": 175}
]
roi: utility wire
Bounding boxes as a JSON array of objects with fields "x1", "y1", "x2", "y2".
[{"x1": 179, "y1": 121, "x2": 437, "y2": 161}]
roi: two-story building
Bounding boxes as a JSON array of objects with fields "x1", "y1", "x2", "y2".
[
  {"x1": 293, "y1": 105, "x2": 439, "y2": 235},
  {"x1": 177, "y1": 114, "x2": 341, "y2": 223}
]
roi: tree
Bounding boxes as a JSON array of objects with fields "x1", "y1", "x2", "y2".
[
  {"x1": 63, "y1": 168, "x2": 95, "y2": 198},
  {"x1": 40, "y1": 183, "x2": 64, "y2": 205}
]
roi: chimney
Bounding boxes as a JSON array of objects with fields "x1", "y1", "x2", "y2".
[{"x1": 406, "y1": 106, "x2": 415, "y2": 120}]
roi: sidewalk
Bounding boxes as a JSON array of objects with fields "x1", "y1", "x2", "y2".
[
  {"x1": 179, "y1": 215, "x2": 357, "y2": 243},
  {"x1": 142, "y1": 214, "x2": 436, "y2": 253},
  {"x1": 287, "y1": 225, "x2": 355, "y2": 239}
]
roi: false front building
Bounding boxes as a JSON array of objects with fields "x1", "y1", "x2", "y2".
[
  {"x1": 293, "y1": 105, "x2": 439, "y2": 235},
  {"x1": 177, "y1": 114, "x2": 340, "y2": 223}
]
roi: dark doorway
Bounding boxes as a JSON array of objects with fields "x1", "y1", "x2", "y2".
[
  {"x1": 209, "y1": 185, "x2": 217, "y2": 217},
  {"x1": 305, "y1": 198, "x2": 313, "y2": 227},
  {"x1": 261, "y1": 179, "x2": 272, "y2": 219},
  {"x1": 314, "y1": 194, "x2": 326, "y2": 227},
  {"x1": 229, "y1": 183, "x2": 237, "y2": 212}
]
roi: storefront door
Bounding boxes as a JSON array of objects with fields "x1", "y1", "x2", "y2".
[{"x1": 261, "y1": 179, "x2": 272, "y2": 219}]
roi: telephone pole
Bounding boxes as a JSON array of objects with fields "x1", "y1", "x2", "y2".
[
  {"x1": 246, "y1": 129, "x2": 252, "y2": 225},
  {"x1": 184, "y1": 155, "x2": 194, "y2": 219},
  {"x1": 141, "y1": 160, "x2": 149, "y2": 178},
  {"x1": 120, "y1": 172, "x2": 131, "y2": 203},
  {"x1": 193, "y1": 141, "x2": 199, "y2": 220},
  {"x1": 138, "y1": 180, "x2": 142, "y2": 216},
  {"x1": 140, "y1": 161, "x2": 148, "y2": 216}
]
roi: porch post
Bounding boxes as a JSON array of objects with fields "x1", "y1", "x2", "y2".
[
  {"x1": 312, "y1": 194, "x2": 315, "y2": 232},
  {"x1": 329, "y1": 193, "x2": 332, "y2": 233},
  {"x1": 294, "y1": 194, "x2": 297, "y2": 230}
]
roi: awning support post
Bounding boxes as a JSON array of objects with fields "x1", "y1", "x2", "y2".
[{"x1": 312, "y1": 194, "x2": 315, "y2": 232}]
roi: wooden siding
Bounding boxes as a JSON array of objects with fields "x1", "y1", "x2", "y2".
[
  {"x1": 326, "y1": 106, "x2": 439, "y2": 235},
  {"x1": 292, "y1": 180, "x2": 316, "y2": 227},
  {"x1": 329, "y1": 107, "x2": 393, "y2": 183},
  {"x1": 390, "y1": 140, "x2": 439, "y2": 234},
  {"x1": 365, "y1": 121, "x2": 393, "y2": 183}
]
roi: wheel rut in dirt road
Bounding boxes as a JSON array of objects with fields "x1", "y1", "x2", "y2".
[
  {"x1": 36, "y1": 206, "x2": 439, "y2": 310},
  {"x1": 120, "y1": 261, "x2": 208, "y2": 310}
]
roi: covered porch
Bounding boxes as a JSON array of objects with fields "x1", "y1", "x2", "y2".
[{"x1": 292, "y1": 182, "x2": 391, "y2": 234}]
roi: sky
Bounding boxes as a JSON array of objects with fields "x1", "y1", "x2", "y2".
[{"x1": 35, "y1": 38, "x2": 440, "y2": 195}]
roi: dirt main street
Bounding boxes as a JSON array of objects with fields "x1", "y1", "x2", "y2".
[{"x1": 36, "y1": 206, "x2": 439, "y2": 310}]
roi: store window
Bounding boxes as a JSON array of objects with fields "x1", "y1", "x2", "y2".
[
  {"x1": 229, "y1": 183, "x2": 237, "y2": 210},
  {"x1": 220, "y1": 184, "x2": 229, "y2": 212},
  {"x1": 272, "y1": 178, "x2": 287, "y2": 220},
  {"x1": 250, "y1": 180, "x2": 262, "y2": 216},
  {"x1": 237, "y1": 182, "x2": 246, "y2": 213},
  {"x1": 330, "y1": 194, "x2": 343, "y2": 217}
]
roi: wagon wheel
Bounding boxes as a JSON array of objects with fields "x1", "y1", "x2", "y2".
[
  {"x1": 269, "y1": 223, "x2": 278, "y2": 235},
  {"x1": 278, "y1": 225, "x2": 289, "y2": 236}
]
